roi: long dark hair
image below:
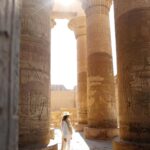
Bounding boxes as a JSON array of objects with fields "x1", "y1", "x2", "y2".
[
  {"x1": 61, "y1": 115, "x2": 73, "y2": 134},
  {"x1": 62, "y1": 115, "x2": 69, "y2": 121}
]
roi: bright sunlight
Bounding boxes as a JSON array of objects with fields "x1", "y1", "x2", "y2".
[
  {"x1": 51, "y1": 19, "x2": 77, "y2": 89},
  {"x1": 56, "y1": 0, "x2": 75, "y2": 6},
  {"x1": 51, "y1": 4, "x2": 117, "y2": 89}
]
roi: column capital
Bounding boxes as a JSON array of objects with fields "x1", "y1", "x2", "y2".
[
  {"x1": 50, "y1": 19, "x2": 56, "y2": 28},
  {"x1": 68, "y1": 16, "x2": 87, "y2": 39},
  {"x1": 80, "y1": 0, "x2": 112, "y2": 15}
]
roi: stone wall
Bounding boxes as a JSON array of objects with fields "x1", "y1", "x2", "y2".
[
  {"x1": 0, "y1": 0, "x2": 20, "y2": 150},
  {"x1": 51, "y1": 89, "x2": 76, "y2": 111}
]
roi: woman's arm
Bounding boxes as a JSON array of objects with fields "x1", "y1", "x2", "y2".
[{"x1": 61, "y1": 121, "x2": 68, "y2": 139}]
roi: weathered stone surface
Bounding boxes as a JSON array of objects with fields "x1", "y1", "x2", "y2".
[
  {"x1": 51, "y1": 88, "x2": 76, "y2": 111},
  {"x1": 20, "y1": 140, "x2": 58, "y2": 150},
  {"x1": 75, "y1": 123, "x2": 87, "y2": 132},
  {"x1": 82, "y1": 0, "x2": 112, "y2": 13},
  {"x1": 77, "y1": 71, "x2": 87, "y2": 124},
  {"x1": 19, "y1": 0, "x2": 52, "y2": 146},
  {"x1": 87, "y1": 53, "x2": 117, "y2": 128},
  {"x1": 116, "y1": 4, "x2": 150, "y2": 143},
  {"x1": 69, "y1": 16, "x2": 88, "y2": 126},
  {"x1": 114, "y1": 0, "x2": 150, "y2": 19},
  {"x1": 84, "y1": 127, "x2": 118, "y2": 140},
  {"x1": 113, "y1": 138, "x2": 150, "y2": 150},
  {"x1": 114, "y1": 0, "x2": 150, "y2": 149},
  {"x1": 0, "y1": 0, "x2": 20, "y2": 150},
  {"x1": 114, "y1": 76, "x2": 119, "y2": 127},
  {"x1": 81, "y1": 0, "x2": 117, "y2": 139}
]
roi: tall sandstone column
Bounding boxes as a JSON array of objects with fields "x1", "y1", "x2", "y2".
[
  {"x1": 69, "y1": 16, "x2": 88, "y2": 131},
  {"x1": 19, "y1": 0, "x2": 52, "y2": 148},
  {"x1": 113, "y1": 1, "x2": 150, "y2": 150},
  {"x1": 0, "y1": 0, "x2": 20, "y2": 150},
  {"x1": 81, "y1": 0, "x2": 117, "y2": 139}
]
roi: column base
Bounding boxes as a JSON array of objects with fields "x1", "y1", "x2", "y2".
[
  {"x1": 84, "y1": 127, "x2": 118, "y2": 140},
  {"x1": 20, "y1": 140, "x2": 58, "y2": 150},
  {"x1": 75, "y1": 123, "x2": 87, "y2": 132},
  {"x1": 113, "y1": 138, "x2": 150, "y2": 150}
]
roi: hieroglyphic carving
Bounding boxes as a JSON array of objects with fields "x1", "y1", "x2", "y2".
[
  {"x1": 20, "y1": 91, "x2": 49, "y2": 119},
  {"x1": 20, "y1": 68, "x2": 49, "y2": 84},
  {"x1": 21, "y1": 15, "x2": 50, "y2": 39},
  {"x1": 80, "y1": 0, "x2": 117, "y2": 133},
  {"x1": 87, "y1": 52, "x2": 117, "y2": 128},
  {"x1": 19, "y1": 0, "x2": 51, "y2": 146},
  {"x1": 115, "y1": 1, "x2": 150, "y2": 145}
]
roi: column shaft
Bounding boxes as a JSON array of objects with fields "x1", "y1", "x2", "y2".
[
  {"x1": 19, "y1": 0, "x2": 52, "y2": 147},
  {"x1": 113, "y1": 0, "x2": 150, "y2": 150},
  {"x1": 77, "y1": 36, "x2": 87, "y2": 124},
  {"x1": 69, "y1": 16, "x2": 88, "y2": 131},
  {"x1": 0, "y1": 0, "x2": 20, "y2": 150},
  {"x1": 81, "y1": 0, "x2": 117, "y2": 139}
]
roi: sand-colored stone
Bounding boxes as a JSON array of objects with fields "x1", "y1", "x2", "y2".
[
  {"x1": 19, "y1": 0, "x2": 52, "y2": 147},
  {"x1": 69, "y1": 16, "x2": 88, "y2": 127},
  {"x1": 50, "y1": 128, "x2": 55, "y2": 139},
  {"x1": 51, "y1": 88, "x2": 76, "y2": 111},
  {"x1": 51, "y1": 111, "x2": 61, "y2": 128},
  {"x1": 81, "y1": 0, "x2": 117, "y2": 139},
  {"x1": 20, "y1": 140, "x2": 58, "y2": 150},
  {"x1": 1, "y1": 0, "x2": 150, "y2": 149},
  {"x1": 113, "y1": 138, "x2": 150, "y2": 150},
  {"x1": 114, "y1": 0, "x2": 150, "y2": 19},
  {"x1": 84, "y1": 127, "x2": 118, "y2": 140},
  {"x1": 114, "y1": 76, "x2": 119, "y2": 128},
  {"x1": 113, "y1": 1, "x2": 150, "y2": 150},
  {"x1": 74, "y1": 123, "x2": 87, "y2": 132}
]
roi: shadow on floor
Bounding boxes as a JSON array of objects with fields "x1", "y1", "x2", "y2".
[
  {"x1": 54, "y1": 129, "x2": 113, "y2": 150},
  {"x1": 79, "y1": 132, "x2": 112, "y2": 150}
]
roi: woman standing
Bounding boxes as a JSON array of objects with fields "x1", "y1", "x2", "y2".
[{"x1": 61, "y1": 112, "x2": 73, "y2": 150}]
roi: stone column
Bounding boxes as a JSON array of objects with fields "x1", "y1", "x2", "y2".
[
  {"x1": 114, "y1": 76, "x2": 119, "y2": 128},
  {"x1": 0, "y1": 0, "x2": 20, "y2": 150},
  {"x1": 68, "y1": 16, "x2": 88, "y2": 131},
  {"x1": 49, "y1": 19, "x2": 56, "y2": 140},
  {"x1": 113, "y1": 1, "x2": 150, "y2": 150},
  {"x1": 19, "y1": 0, "x2": 53, "y2": 148},
  {"x1": 81, "y1": 0, "x2": 118, "y2": 139}
]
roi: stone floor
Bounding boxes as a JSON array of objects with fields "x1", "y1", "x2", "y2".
[{"x1": 54, "y1": 129, "x2": 112, "y2": 150}]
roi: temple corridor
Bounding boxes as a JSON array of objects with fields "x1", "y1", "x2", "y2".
[
  {"x1": 0, "y1": 0, "x2": 150, "y2": 150},
  {"x1": 53, "y1": 129, "x2": 112, "y2": 150}
]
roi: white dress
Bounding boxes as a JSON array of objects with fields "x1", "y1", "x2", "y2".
[{"x1": 61, "y1": 120, "x2": 72, "y2": 150}]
